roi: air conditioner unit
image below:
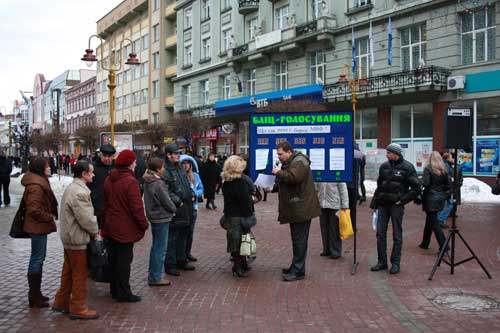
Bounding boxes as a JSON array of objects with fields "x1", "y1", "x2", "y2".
[{"x1": 447, "y1": 76, "x2": 465, "y2": 90}]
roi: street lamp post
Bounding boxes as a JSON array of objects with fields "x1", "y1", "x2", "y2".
[{"x1": 81, "y1": 35, "x2": 140, "y2": 146}]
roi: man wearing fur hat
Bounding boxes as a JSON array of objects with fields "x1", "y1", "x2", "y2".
[{"x1": 370, "y1": 143, "x2": 420, "y2": 274}]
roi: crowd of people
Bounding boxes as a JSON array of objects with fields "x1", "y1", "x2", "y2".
[{"x1": 14, "y1": 138, "x2": 494, "y2": 320}]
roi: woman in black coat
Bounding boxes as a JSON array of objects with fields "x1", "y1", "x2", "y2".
[
  {"x1": 201, "y1": 153, "x2": 221, "y2": 209},
  {"x1": 419, "y1": 151, "x2": 451, "y2": 252}
]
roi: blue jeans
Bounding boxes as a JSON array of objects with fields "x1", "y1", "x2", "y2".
[
  {"x1": 28, "y1": 234, "x2": 47, "y2": 273},
  {"x1": 438, "y1": 198, "x2": 453, "y2": 225},
  {"x1": 148, "y1": 223, "x2": 169, "y2": 283}
]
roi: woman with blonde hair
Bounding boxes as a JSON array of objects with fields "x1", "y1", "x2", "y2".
[
  {"x1": 221, "y1": 155, "x2": 256, "y2": 277},
  {"x1": 419, "y1": 151, "x2": 451, "y2": 253}
]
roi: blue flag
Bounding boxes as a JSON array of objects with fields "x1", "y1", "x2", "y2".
[
  {"x1": 388, "y1": 17, "x2": 393, "y2": 66},
  {"x1": 351, "y1": 26, "x2": 356, "y2": 75}
]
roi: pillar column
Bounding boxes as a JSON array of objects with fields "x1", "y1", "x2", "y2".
[
  {"x1": 432, "y1": 101, "x2": 449, "y2": 152},
  {"x1": 377, "y1": 106, "x2": 391, "y2": 148}
]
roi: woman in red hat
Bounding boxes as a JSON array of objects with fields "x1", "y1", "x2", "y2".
[{"x1": 103, "y1": 149, "x2": 148, "y2": 302}]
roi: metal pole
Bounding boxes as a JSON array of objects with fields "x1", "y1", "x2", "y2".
[
  {"x1": 8, "y1": 120, "x2": 12, "y2": 156},
  {"x1": 108, "y1": 70, "x2": 116, "y2": 146}
]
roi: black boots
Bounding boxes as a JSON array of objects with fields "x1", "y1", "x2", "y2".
[
  {"x1": 231, "y1": 254, "x2": 248, "y2": 278},
  {"x1": 27, "y1": 273, "x2": 49, "y2": 308},
  {"x1": 210, "y1": 199, "x2": 217, "y2": 209}
]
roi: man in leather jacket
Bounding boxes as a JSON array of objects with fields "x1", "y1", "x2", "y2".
[
  {"x1": 370, "y1": 143, "x2": 421, "y2": 274},
  {"x1": 163, "y1": 143, "x2": 195, "y2": 276}
]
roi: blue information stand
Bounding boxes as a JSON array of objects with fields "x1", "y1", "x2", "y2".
[{"x1": 249, "y1": 111, "x2": 354, "y2": 182}]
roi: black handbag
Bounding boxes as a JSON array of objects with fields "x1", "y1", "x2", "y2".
[
  {"x1": 9, "y1": 196, "x2": 30, "y2": 239},
  {"x1": 87, "y1": 239, "x2": 111, "y2": 283},
  {"x1": 492, "y1": 180, "x2": 500, "y2": 195}
]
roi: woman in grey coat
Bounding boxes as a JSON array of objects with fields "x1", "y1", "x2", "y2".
[
  {"x1": 315, "y1": 182, "x2": 349, "y2": 259},
  {"x1": 143, "y1": 158, "x2": 176, "y2": 286}
]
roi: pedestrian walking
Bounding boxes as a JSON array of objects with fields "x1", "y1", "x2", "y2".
[
  {"x1": 88, "y1": 144, "x2": 115, "y2": 228},
  {"x1": 52, "y1": 160, "x2": 99, "y2": 320},
  {"x1": 64, "y1": 154, "x2": 70, "y2": 174},
  {"x1": 143, "y1": 158, "x2": 176, "y2": 286},
  {"x1": 201, "y1": 153, "x2": 220, "y2": 210},
  {"x1": 315, "y1": 182, "x2": 349, "y2": 259},
  {"x1": 0, "y1": 149, "x2": 12, "y2": 206},
  {"x1": 419, "y1": 151, "x2": 451, "y2": 253},
  {"x1": 162, "y1": 144, "x2": 195, "y2": 276},
  {"x1": 70, "y1": 154, "x2": 76, "y2": 173},
  {"x1": 103, "y1": 149, "x2": 148, "y2": 302},
  {"x1": 221, "y1": 155, "x2": 256, "y2": 278},
  {"x1": 22, "y1": 157, "x2": 58, "y2": 308},
  {"x1": 265, "y1": 141, "x2": 321, "y2": 282},
  {"x1": 180, "y1": 155, "x2": 204, "y2": 262},
  {"x1": 370, "y1": 143, "x2": 421, "y2": 274}
]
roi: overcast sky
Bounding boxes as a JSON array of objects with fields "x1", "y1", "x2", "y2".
[{"x1": 0, "y1": 0, "x2": 123, "y2": 112}]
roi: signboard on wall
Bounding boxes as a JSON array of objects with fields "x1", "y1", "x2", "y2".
[
  {"x1": 249, "y1": 111, "x2": 354, "y2": 182},
  {"x1": 100, "y1": 132, "x2": 134, "y2": 153}
]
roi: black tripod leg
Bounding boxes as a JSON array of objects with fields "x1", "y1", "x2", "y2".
[
  {"x1": 428, "y1": 232, "x2": 453, "y2": 281},
  {"x1": 456, "y1": 231, "x2": 492, "y2": 279},
  {"x1": 351, "y1": 229, "x2": 358, "y2": 275}
]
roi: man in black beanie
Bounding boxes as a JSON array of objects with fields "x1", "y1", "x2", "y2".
[{"x1": 370, "y1": 143, "x2": 420, "y2": 274}]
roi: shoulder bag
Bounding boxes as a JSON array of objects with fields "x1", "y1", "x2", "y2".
[{"x1": 9, "y1": 196, "x2": 30, "y2": 239}]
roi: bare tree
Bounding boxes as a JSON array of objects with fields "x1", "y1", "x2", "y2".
[
  {"x1": 75, "y1": 125, "x2": 101, "y2": 153},
  {"x1": 141, "y1": 123, "x2": 169, "y2": 147},
  {"x1": 166, "y1": 113, "x2": 209, "y2": 151}
]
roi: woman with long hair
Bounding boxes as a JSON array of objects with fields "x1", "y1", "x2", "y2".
[
  {"x1": 221, "y1": 155, "x2": 255, "y2": 278},
  {"x1": 22, "y1": 157, "x2": 58, "y2": 308},
  {"x1": 419, "y1": 151, "x2": 451, "y2": 253}
]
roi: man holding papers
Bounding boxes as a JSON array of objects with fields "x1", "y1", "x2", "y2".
[{"x1": 265, "y1": 141, "x2": 321, "y2": 282}]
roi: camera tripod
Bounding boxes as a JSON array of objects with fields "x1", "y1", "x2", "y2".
[{"x1": 428, "y1": 149, "x2": 492, "y2": 281}]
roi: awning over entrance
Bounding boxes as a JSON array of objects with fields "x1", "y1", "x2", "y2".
[{"x1": 214, "y1": 84, "x2": 323, "y2": 117}]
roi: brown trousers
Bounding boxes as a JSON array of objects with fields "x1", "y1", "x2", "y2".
[{"x1": 53, "y1": 249, "x2": 88, "y2": 313}]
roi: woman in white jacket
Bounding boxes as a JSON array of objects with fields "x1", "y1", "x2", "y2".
[{"x1": 315, "y1": 182, "x2": 349, "y2": 259}]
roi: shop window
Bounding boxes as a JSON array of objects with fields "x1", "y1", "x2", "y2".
[
  {"x1": 392, "y1": 104, "x2": 432, "y2": 138},
  {"x1": 477, "y1": 97, "x2": 500, "y2": 136},
  {"x1": 413, "y1": 104, "x2": 433, "y2": 137},
  {"x1": 354, "y1": 108, "x2": 377, "y2": 140},
  {"x1": 392, "y1": 105, "x2": 412, "y2": 138},
  {"x1": 239, "y1": 121, "x2": 249, "y2": 155}
]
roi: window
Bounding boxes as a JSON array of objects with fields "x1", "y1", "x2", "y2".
[
  {"x1": 461, "y1": 6, "x2": 496, "y2": 64},
  {"x1": 142, "y1": 33, "x2": 149, "y2": 49},
  {"x1": 184, "y1": 44, "x2": 192, "y2": 66},
  {"x1": 133, "y1": 39, "x2": 141, "y2": 53},
  {"x1": 153, "y1": 24, "x2": 160, "y2": 42},
  {"x1": 222, "y1": 0, "x2": 231, "y2": 10},
  {"x1": 125, "y1": 69, "x2": 131, "y2": 83},
  {"x1": 400, "y1": 24, "x2": 427, "y2": 70},
  {"x1": 222, "y1": 75, "x2": 231, "y2": 100},
  {"x1": 153, "y1": 113, "x2": 159, "y2": 125},
  {"x1": 142, "y1": 61, "x2": 149, "y2": 76},
  {"x1": 123, "y1": 44, "x2": 131, "y2": 61},
  {"x1": 310, "y1": 51, "x2": 326, "y2": 84},
  {"x1": 312, "y1": 0, "x2": 322, "y2": 19},
  {"x1": 123, "y1": 94, "x2": 130, "y2": 108},
  {"x1": 116, "y1": 72, "x2": 122, "y2": 85},
  {"x1": 392, "y1": 103, "x2": 433, "y2": 138},
  {"x1": 201, "y1": 80, "x2": 210, "y2": 104},
  {"x1": 202, "y1": 37, "x2": 211, "y2": 59},
  {"x1": 133, "y1": 91, "x2": 140, "y2": 106},
  {"x1": 355, "y1": 37, "x2": 370, "y2": 78},
  {"x1": 182, "y1": 84, "x2": 191, "y2": 108},
  {"x1": 142, "y1": 88, "x2": 148, "y2": 104},
  {"x1": 222, "y1": 28, "x2": 232, "y2": 52},
  {"x1": 352, "y1": 0, "x2": 371, "y2": 8},
  {"x1": 275, "y1": 5, "x2": 289, "y2": 30},
  {"x1": 246, "y1": 68, "x2": 256, "y2": 96},
  {"x1": 477, "y1": 97, "x2": 500, "y2": 136},
  {"x1": 134, "y1": 64, "x2": 141, "y2": 80},
  {"x1": 247, "y1": 17, "x2": 258, "y2": 41},
  {"x1": 201, "y1": 0, "x2": 211, "y2": 20},
  {"x1": 153, "y1": 0, "x2": 160, "y2": 11},
  {"x1": 116, "y1": 96, "x2": 122, "y2": 110},
  {"x1": 115, "y1": 49, "x2": 121, "y2": 64},
  {"x1": 275, "y1": 61, "x2": 288, "y2": 90},
  {"x1": 184, "y1": 7, "x2": 192, "y2": 29},
  {"x1": 153, "y1": 52, "x2": 160, "y2": 69},
  {"x1": 152, "y1": 80, "x2": 160, "y2": 98}
]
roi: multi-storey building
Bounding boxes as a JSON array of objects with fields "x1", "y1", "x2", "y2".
[
  {"x1": 32, "y1": 73, "x2": 49, "y2": 132},
  {"x1": 95, "y1": 0, "x2": 177, "y2": 141},
  {"x1": 65, "y1": 76, "x2": 97, "y2": 154},
  {"x1": 174, "y1": 0, "x2": 500, "y2": 178}
]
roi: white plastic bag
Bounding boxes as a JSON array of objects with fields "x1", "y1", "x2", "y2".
[
  {"x1": 240, "y1": 234, "x2": 252, "y2": 256},
  {"x1": 372, "y1": 210, "x2": 378, "y2": 231}
]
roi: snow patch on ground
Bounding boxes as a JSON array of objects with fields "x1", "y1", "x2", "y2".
[
  {"x1": 12, "y1": 173, "x2": 74, "y2": 197},
  {"x1": 364, "y1": 178, "x2": 500, "y2": 204}
]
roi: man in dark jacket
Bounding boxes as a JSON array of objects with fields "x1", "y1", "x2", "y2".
[
  {"x1": 370, "y1": 143, "x2": 420, "y2": 274},
  {"x1": 163, "y1": 143, "x2": 195, "y2": 276},
  {"x1": 266, "y1": 141, "x2": 321, "y2": 282},
  {"x1": 134, "y1": 150, "x2": 147, "y2": 195},
  {"x1": 0, "y1": 149, "x2": 12, "y2": 206},
  {"x1": 88, "y1": 144, "x2": 116, "y2": 228}
]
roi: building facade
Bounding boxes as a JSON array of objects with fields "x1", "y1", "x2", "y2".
[
  {"x1": 64, "y1": 76, "x2": 97, "y2": 154},
  {"x1": 173, "y1": 0, "x2": 500, "y2": 178},
  {"x1": 95, "y1": 0, "x2": 177, "y2": 139},
  {"x1": 32, "y1": 73, "x2": 49, "y2": 132}
]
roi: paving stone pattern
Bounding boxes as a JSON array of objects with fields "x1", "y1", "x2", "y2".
[{"x1": 0, "y1": 180, "x2": 500, "y2": 332}]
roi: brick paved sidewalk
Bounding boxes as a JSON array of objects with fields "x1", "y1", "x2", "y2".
[{"x1": 0, "y1": 181, "x2": 500, "y2": 332}]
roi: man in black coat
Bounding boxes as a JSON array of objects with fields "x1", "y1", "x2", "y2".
[
  {"x1": 0, "y1": 149, "x2": 12, "y2": 206},
  {"x1": 134, "y1": 150, "x2": 147, "y2": 195},
  {"x1": 163, "y1": 143, "x2": 195, "y2": 276},
  {"x1": 88, "y1": 144, "x2": 116, "y2": 228},
  {"x1": 370, "y1": 143, "x2": 421, "y2": 274}
]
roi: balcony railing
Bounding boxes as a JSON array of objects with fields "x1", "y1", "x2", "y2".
[
  {"x1": 296, "y1": 21, "x2": 317, "y2": 37},
  {"x1": 238, "y1": 0, "x2": 259, "y2": 15},
  {"x1": 323, "y1": 66, "x2": 451, "y2": 100},
  {"x1": 232, "y1": 44, "x2": 249, "y2": 57}
]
